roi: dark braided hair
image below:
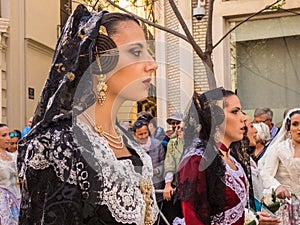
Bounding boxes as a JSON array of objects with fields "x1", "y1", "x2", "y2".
[
  {"x1": 182, "y1": 88, "x2": 236, "y2": 222},
  {"x1": 230, "y1": 118, "x2": 256, "y2": 211}
]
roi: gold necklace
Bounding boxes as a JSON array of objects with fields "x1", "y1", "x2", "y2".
[{"x1": 82, "y1": 112, "x2": 124, "y2": 149}]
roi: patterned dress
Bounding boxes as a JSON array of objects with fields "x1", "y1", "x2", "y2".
[
  {"x1": 177, "y1": 139, "x2": 247, "y2": 225},
  {"x1": 18, "y1": 120, "x2": 158, "y2": 225},
  {"x1": 0, "y1": 155, "x2": 21, "y2": 225}
]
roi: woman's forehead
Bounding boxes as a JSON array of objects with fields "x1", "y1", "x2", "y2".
[
  {"x1": 224, "y1": 95, "x2": 240, "y2": 108},
  {"x1": 111, "y1": 21, "x2": 146, "y2": 45}
]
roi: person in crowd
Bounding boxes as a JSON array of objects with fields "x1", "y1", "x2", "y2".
[
  {"x1": 177, "y1": 88, "x2": 247, "y2": 225},
  {"x1": 18, "y1": 5, "x2": 159, "y2": 225},
  {"x1": 0, "y1": 124, "x2": 21, "y2": 224},
  {"x1": 21, "y1": 116, "x2": 33, "y2": 138},
  {"x1": 132, "y1": 119, "x2": 166, "y2": 225},
  {"x1": 231, "y1": 115, "x2": 280, "y2": 224},
  {"x1": 137, "y1": 111, "x2": 167, "y2": 149},
  {"x1": 261, "y1": 108, "x2": 300, "y2": 201},
  {"x1": 162, "y1": 121, "x2": 185, "y2": 224},
  {"x1": 252, "y1": 122, "x2": 270, "y2": 163},
  {"x1": 7, "y1": 129, "x2": 21, "y2": 155},
  {"x1": 254, "y1": 107, "x2": 279, "y2": 142},
  {"x1": 165, "y1": 111, "x2": 183, "y2": 138}
]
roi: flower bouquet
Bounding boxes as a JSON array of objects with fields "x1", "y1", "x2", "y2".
[
  {"x1": 244, "y1": 208, "x2": 258, "y2": 225},
  {"x1": 262, "y1": 189, "x2": 281, "y2": 214}
]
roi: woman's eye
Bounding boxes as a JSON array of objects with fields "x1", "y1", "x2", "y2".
[
  {"x1": 291, "y1": 122, "x2": 299, "y2": 127},
  {"x1": 130, "y1": 49, "x2": 142, "y2": 57}
]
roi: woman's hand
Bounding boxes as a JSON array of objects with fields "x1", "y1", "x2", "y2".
[
  {"x1": 257, "y1": 212, "x2": 280, "y2": 225},
  {"x1": 275, "y1": 185, "x2": 291, "y2": 199},
  {"x1": 163, "y1": 182, "x2": 175, "y2": 201}
]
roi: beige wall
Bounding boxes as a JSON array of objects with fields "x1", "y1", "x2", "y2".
[
  {"x1": 4, "y1": 0, "x2": 58, "y2": 130},
  {"x1": 25, "y1": 0, "x2": 59, "y2": 48},
  {"x1": 24, "y1": 39, "x2": 54, "y2": 119}
]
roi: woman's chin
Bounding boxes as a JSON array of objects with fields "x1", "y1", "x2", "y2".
[{"x1": 127, "y1": 91, "x2": 149, "y2": 102}]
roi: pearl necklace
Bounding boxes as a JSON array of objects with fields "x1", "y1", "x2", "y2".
[{"x1": 82, "y1": 112, "x2": 124, "y2": 149}]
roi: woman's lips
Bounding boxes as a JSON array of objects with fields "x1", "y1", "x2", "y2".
[{"x1": 143, "y1": 78, "x2": 152, "y2": 88}]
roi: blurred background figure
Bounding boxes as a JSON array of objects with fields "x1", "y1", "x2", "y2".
[
  {"x1": 252, "y1": 122, "x2": 270, "y2": 164},
  {"x1": 260, "y1": 108, "x2": 300, "y2": 224},
  {"x1": 7, "y1": 130, "x2": 21, "y2": 156},
  {"x1": 132, "y1": 119, "x2": 166, "y2": 225},
  {"x1": 21, "y1": 116, "x2": 33, "y2": 138},
  {"x1": 162, "y1": 121, "x2": 184, "y2": 224},
  {"x1": 165, "y1": 112, "x2": 183, "y2": 138},
  {"x1": 0, "y1": 124, "x2": 21, "y2": 224},
  {"x1": 137, "y1": 111, "x2": 167, "y2": 150},
  {"x1": 261, "y1": 108, "x2": 300, "y2": 201},
  {"x1": 254, "y1": 107, "x2": 279, "y2": 143}
]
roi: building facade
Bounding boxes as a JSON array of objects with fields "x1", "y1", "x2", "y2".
[
  {"x1": 1, "y1": 0, "x2": 300, "y2": 129},
  {"x1": 156, "y1": 0, "x2": 300, "y2": 124},
  {"x1": 1, "y1": 0, "x2": 59, "y2": 129}
]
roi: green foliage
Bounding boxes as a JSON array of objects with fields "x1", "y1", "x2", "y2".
[{"x1": 268, "y1": 0, "x2": 286, "y2": 11}]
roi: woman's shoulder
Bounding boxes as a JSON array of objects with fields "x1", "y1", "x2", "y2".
[{"x1": 184, "y1": 138, "x2": 206, "y2": 157}]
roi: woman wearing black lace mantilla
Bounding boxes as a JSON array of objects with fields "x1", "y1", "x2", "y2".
[{"x1": 18, "y1": 4, "x2": 159, "y2": 225}]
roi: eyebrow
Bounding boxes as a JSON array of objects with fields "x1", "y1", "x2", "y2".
[
  {"x1": 231, "y1": 106, "x2": 241, "y2": 111},
  {"x1": 128, "y1": 43, "x2": 144, "y2": 48}
]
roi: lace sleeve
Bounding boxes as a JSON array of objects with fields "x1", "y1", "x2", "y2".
[{"x1": 176, "y1": 154, "x2": 210, "y2": 225}]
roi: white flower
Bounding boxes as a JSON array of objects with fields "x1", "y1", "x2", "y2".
[
  {"x1": 262, "y1": 189, "x2": 274, "y2": 206},
  {"x1": 244, "y1": 208, "x2": 258, "y2": 225},
  {"x1": 262, "y1": 188, "x2": 280, "y2": 213}
]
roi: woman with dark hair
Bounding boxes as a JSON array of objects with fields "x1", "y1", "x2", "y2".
[
  {"x1": 261, "y1": 108, "x2": 300, "y2": 199},
  {"x1": 7, "y1": 129, "x2": 21, "y2": 154},
  {"x1": 231, "y1": 115, "x2": 280, "y2": 225},
  {"x1": 260, "y1": 108, "x2": 300, "y2": 224},
  {"x1": 18, "y1": 4, "x2": 158, "y2": 225},
  {"x1": 176, "y1": 88, "x2": 247, "y2": 225},
  {"x1": 0, "y1": 124, "x2": 21, "y2": 224}
]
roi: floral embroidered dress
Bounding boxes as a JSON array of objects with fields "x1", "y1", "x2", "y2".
[
  {"x1": 0, "y1": 155, "x2": 21, "y2": 225},
  {"x1": 177, "y1": 139, "x2": 247, "y2": 225}
]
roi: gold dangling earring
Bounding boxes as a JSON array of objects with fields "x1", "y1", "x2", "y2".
[
  {"x1": 96, "y1": 73, "x2": 107, "y2": 105},
  {"x1": 95, "y1": 52, "x2": 108, "y2": 105}
]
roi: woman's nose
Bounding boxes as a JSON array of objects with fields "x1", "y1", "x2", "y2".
[
  {"x1": 145, "y1": 52, "x2": 158, "y2": 72},
  {"x1": 145, "y1": 59, "x2": 158, "y2": 73}
]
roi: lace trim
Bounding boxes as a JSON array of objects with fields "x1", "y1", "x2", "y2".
[
  {"x1": 277, "y1": 139, "x2": 300, "y2": 198},
  {"x1": 77, "y1": 120, "x2": 158, "y2": 225},
  {"x1": 24, "y1": 128, "x2": 78, "y2": 185},
  {"x1": 212, "y1": 156, "x2": 247, "y2": 224}
]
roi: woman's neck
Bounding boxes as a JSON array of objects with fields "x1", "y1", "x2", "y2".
[
  {"x1": 292, "y1": 139, "x2": 300, "y2": 151},
  {"x1": 254, "y1": 143, "x2": 264, "y2": 157},
  {"x1": 93, "y1": 96, "x2": 123, "y2": 135},
  {"x1": 217, "y1": 142, "x2": 230, "y2": 158}
]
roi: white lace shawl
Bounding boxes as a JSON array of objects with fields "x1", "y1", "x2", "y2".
[
  {"x1": 211, "y1": 156, "x2": 247, "y2": 225},
  {"x1": 77, "y1": 120, "x2": 159, "y2": 225}
]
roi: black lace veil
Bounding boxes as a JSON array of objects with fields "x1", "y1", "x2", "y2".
[{"x1": 177, "y1": 88, "x2": 231, "y2": 223}]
